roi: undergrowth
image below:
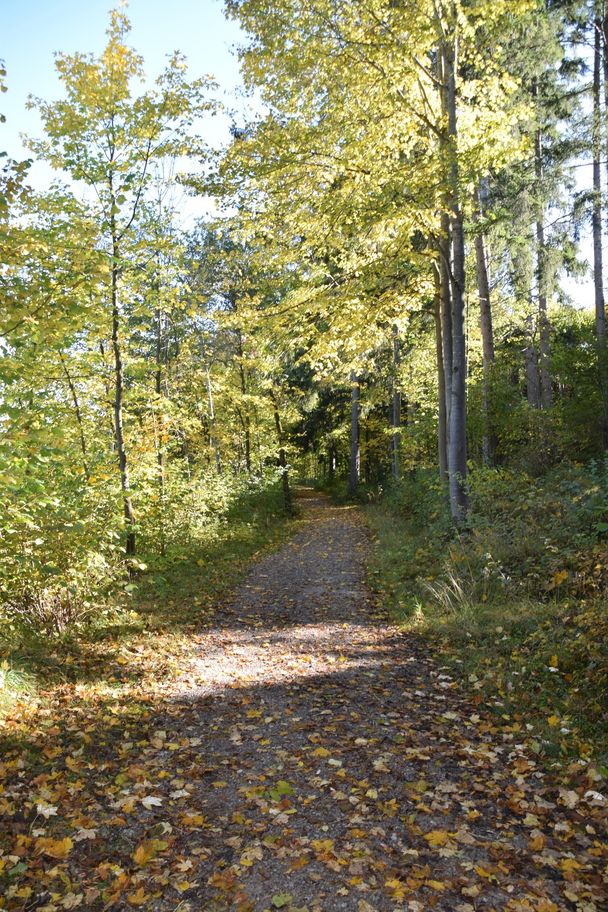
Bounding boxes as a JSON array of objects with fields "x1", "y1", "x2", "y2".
[
  {"x1": 365, "y1": 462, "x2": 608, "y2": 772},
  {"x1": 0, "y1": 478, "x2": 295, "y2": 716}
]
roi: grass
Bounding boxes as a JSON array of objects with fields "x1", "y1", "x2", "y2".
[
  {"x1": 0, "y1": 483, "x2": 298, "y2": 717},
  {"x1": 365, "y1": 494, "x2": 608, "y2": 774},
  {"x1": 0, "y1": 659, "x2": 36, "y2": 712}
]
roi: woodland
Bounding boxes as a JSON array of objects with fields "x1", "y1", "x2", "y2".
[{"x1": 1, "y1": 1, "x2": 608, "y2": 910}]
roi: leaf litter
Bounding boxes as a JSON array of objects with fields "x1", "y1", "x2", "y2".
[{"x1": 0, "y1": 494, "x2": 606, "y2": 911}]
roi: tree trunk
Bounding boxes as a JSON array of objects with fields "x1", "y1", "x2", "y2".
[
  {"x1": 443, "y1": 26, "x2": 468, "y2": 524},
  {"x1": 348, "y1": 371, "x2": 360, "y2": 497},
  {"x1": 474, "y1": 188, "x2": 497, "y2": 465},
  {"x1": 602, "y1": 5, "x2": 608, "y2": 222},
  {"x1": 595, "y1": 6, "x2": 608, "y2": 444},
  {"x1": 435, "y1": 38, "x2": 453, "y2": 451},
  {"x1": 390, "y1": 324, "x2": 401, "y2": 481},
  {"x1": 438, "y1": 218, "x2": 453, "y2": 441},
  {"x1": 59, "y1": 353, "x2": 89, "y2": 481},
  {"x1": 206, "y1": 366, "x2": 223, "y2": 474},
  {"x1": 534, "y1": 123, "x2": 553, "y2": 409},
  {"x1": 111, "y1": 234, "x2": 136, "y2": 557},
  {"x1": 155, "y1": 307, "x2": 167, "y2": 557},
  {"x1": 270, "y1": 390, "x2": 292, "y2": 515},
  {"x1": 236, "y1": 330, "x2": 251, "y2": 473},
  {"x1": 99, "y1": 341, "x2": 116, "y2": 445},
  {"x1": 364, "y1": 425, "x2": 372, "y2": 484},
  {"x1": 433, "y1": 263, "x2": 448, "y2": 481},
  {"x1": 525, "y1": 316, "x2": 542, "y2": 409},
  {"x1": 328, "y1": 443, "x2": 336, "y2": 481}
]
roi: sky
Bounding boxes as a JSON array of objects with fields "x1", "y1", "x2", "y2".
[
  {"x1": 2, "y1": 0, "x2": 247, "y2": 221},
  {"x1": 0, "y1": 0, "x2": 597, "y2": 308},
  {"x1": 2, "y1": 0, "x2": 244, "y2": 150}
]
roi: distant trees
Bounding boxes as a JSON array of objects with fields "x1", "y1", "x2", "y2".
[{"x1": 2, "y1": 0, "x2": 608, "y2": 633}]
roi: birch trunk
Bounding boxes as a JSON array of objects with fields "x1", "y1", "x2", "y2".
[
  {"x1": 433, "y1": 264, "x2": 448, "y2": 482},
  {"x1": 443, "y1": 28, "x2": 468, "y2": 524},
  {"x1": 155, "y1": 307, "x2": 167, "y2": 558},
  {"x1": 390, "y1": 324, "x2": 401, "y2": 481}
]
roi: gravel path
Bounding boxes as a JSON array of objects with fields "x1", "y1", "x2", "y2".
[{"x1": 159, "y1": 493, "x2": 606, "y2": 911}]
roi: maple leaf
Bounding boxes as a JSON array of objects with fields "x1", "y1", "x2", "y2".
[
  {"x1": 34, "y1": 836, "x2": 73, "y2": 859},
  {"x1": 423, "y1": 830, "x2": 451, "y2": 847},
  {"x1": 558, "y1": 788, "x2": 579, "y2": 809},
  {"x1": 132, "y1": 838, "x2": 168, "y2": 866},
  {"x1": 127, "y1": 886, "x2": 150, "y2": 906},
  {"x1": 36, "y1": 802, "x2": 58, "y2": 818}
]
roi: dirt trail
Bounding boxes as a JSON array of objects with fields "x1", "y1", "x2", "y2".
[
  {"x1": 162, "y1": 493, "x2": 606, "y2": 910},
  {"x1": 3, "y1": 494, "x2": 606, "y2": 911}
]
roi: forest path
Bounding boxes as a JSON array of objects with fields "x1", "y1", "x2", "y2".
[
  {"x1": 3, "y1": 493, "x2": 606, "y2": 911},
  {"x1": 156, "y1": 492, "x2": 606, "y2": 911}
]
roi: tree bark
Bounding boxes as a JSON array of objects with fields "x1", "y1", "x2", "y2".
[
  {"x1": 59, "y1": 353, "x2": 90, "y2": 482},
  {"x1": 270, "y1": 390, "x2": 292, "y2": 515},
  {"x1": 525, "y1": 316, "x2": 542, "y2": 409},
  {"x1": 155, "y1": 306, "x2": 167, "y2": 557},
  {"x1": 390, "y1": 324, "x2": 401, "y2": 481},
  {"x1": 433, "y1": 263, "x2": 448, "y2": 481},
  {"x1": 594, "y1": 6, "x2": 608, "y2": 444},
  {"x1": 443, "y1": 25, "x2": 468, "y2": 524},
  {"x1": 474, "y1": 187, "x2": 497, "y2": 465},
  {"x1": 236, "y1": 330, "x2": 252, "y2": 474},
  {"x1": 534, "y1": 121, "x2": 553, "y2": 409},
  {"x1": 206, "y1": 365, "x2": 223, "y2": 474},
  {"x1": 348, "y1": 371, "x2": 360, "y2": 497},
  {"x1": 328, "y1": 443, "x2": 336, "y2": 481},
  {"x1": 110, "y1": 231, "x2": 136, "y2": 557}
]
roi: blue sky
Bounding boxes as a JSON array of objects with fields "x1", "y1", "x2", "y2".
[
  {"x1": 2, "y1": 0, "x2": 249, "y2": 223},
  {"x1": 2, "y1": 0, "x2": 245, "y2": 162}
]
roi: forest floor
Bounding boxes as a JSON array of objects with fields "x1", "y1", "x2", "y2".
[{"x1": 1, "y1": 492, "x2": 607, "y2": 912}]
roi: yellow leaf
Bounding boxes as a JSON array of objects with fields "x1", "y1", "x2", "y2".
[
  {"x1": 385, "y1": 878, "x2": 406, "y2": 899},
  {"x1": 311, "y1": 838, "x2": 334, "y2": 854},
  {"x1": 181, "y1": 813, "x2": 205, "y2": 827},
  {"x1": 132, "y1": 838, "x2": 167, "y2": 866},
  {"x1": 426, "y1": 879, "x2": 447, "y2": 891},
  {"x1": 34, "y1": 836, "x2": 73, "y2": 859},
  {"x1": 127, "y1": 887, "x2": 149, "y2": 906},
  {"x1": 528, "y1": 833, "x2": 545, "y2": 852},
  {"x1": 424, "y1": 830, "x2": 450, "y2": 847},
  {"x1": 549, "y1": 654, "x2": 558, "y2": 668},
  {"x1": 551, "y1": 570, "x2": 568, "y2": 587},
  {"x1": 174, "y1": 881, "x2": 192, "y2": 893},
  {"x1": 547, "y1": 714, "x2": 560, "y2": 727}
]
